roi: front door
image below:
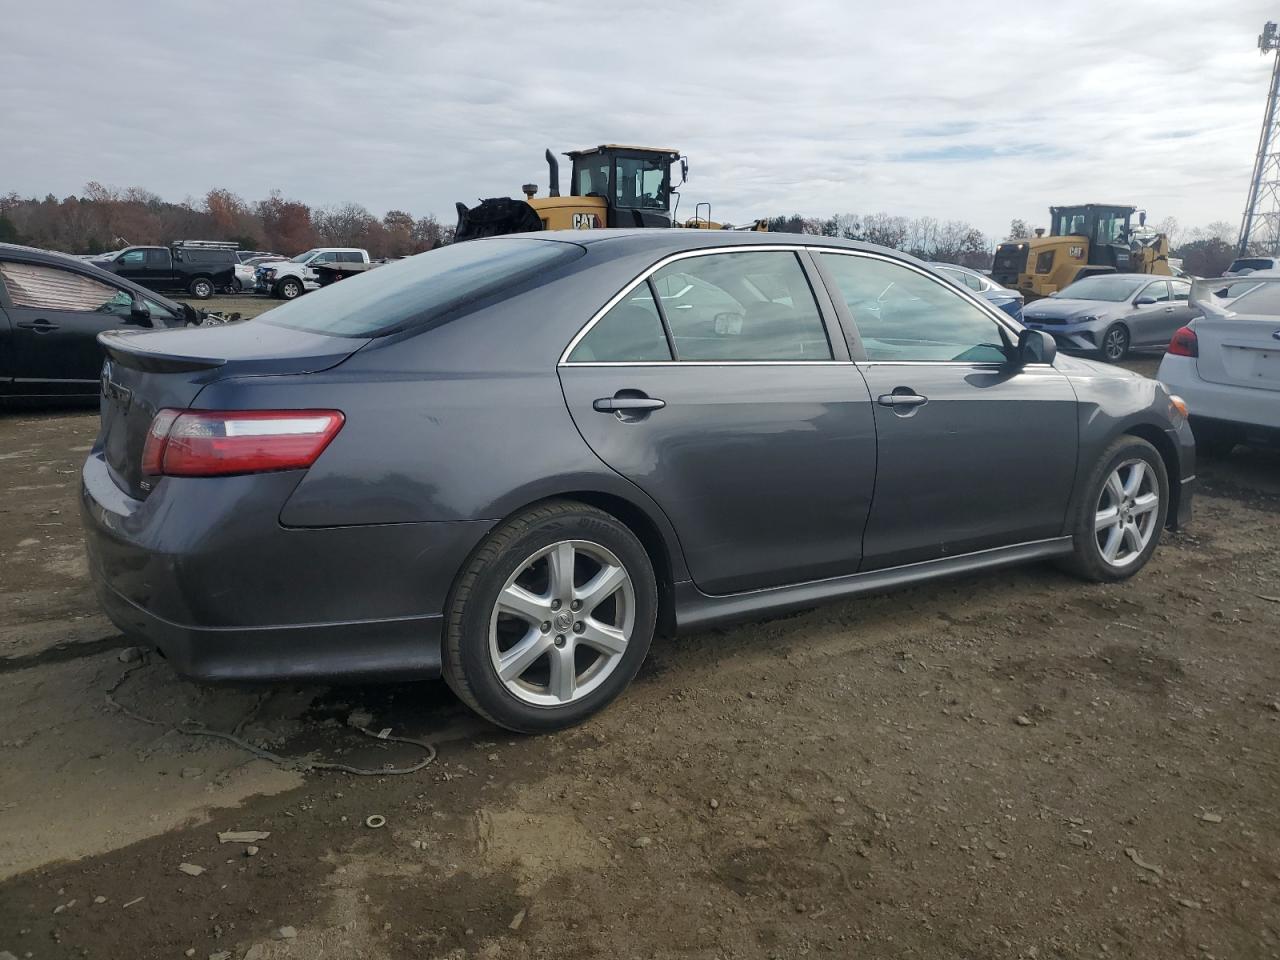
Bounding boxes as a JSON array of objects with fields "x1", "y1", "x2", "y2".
[
  {"x1": 558, "y1": 248, "x2": 877, "y2": 595},
  {"x1": 815, "y1": 250, "x2": 1079, "y2": 570},
  {"x1": 0, "y1": 259, "x2": 146, "y2": 395}
]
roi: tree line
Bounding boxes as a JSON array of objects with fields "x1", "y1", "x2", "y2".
[
  {"x1": 0, "y1": 184, "x2": 454, "y2": 258},
  {"x1": 0, "y1": 183, "x2": 1245, "y2": 276}
]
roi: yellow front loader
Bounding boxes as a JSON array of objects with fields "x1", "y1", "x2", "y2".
[{"x1": 991, "y1": 204, "x2": 1171, "y2": 299}]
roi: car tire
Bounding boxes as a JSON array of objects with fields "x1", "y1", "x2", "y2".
[
  {"x1": 442, "y1": 500, "x2": 658, "y2": 733},
  {"x1": 188, "y1": 277, "x2": 214, "y2": 300},
  {"x1": 1099, "y1": 324, "x2": 1129, "y2": 362},
  {"x1": 1060, "y1": 435, "x2": 1169, "y2": 583},
  {"x1": 276, "y1": 278, "x2": 302, "y2": 300}
]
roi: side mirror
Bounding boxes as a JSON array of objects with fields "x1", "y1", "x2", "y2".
[
  {"x1": 129, "y1": 299, "x2": 152, "y2": 325},
  {"x1": 680, "y1": 157, "x2": 688, "y2": 184},
  {"x1": 1048, "y1": 291, "x2": 1060, "y2": 298},
  {"x1": 1134, "y1": 296, "x2": 1156, "y2": 307},
  {"x1": 1016, "y1": 327, "x2": 1056, "y2": 366}
]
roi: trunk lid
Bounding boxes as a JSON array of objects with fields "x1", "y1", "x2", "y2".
[
  {"x1": 1193, "y1": 316, "x2": 1280, "y2": 393},
  {"x1": 96, "y1": 321, "x2": 368, "y2": 499}
]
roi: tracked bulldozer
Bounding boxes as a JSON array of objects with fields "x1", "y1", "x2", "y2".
[
  {"x1": 991, "y1": 204, "x2": 1172, "y2": 300},
  {"x1": 455, "y1": 145, "x2": 764, "y2": 240}
]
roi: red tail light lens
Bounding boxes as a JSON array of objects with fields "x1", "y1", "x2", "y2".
[
  {"x1": 141, "y1": 409, "x2": 344, "y2": 478},
  {"x1": 1168, "y1": 326, "x2": 1198, "y2": 357}
]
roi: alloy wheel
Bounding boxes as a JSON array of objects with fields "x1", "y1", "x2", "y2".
[
  {"x1": 488, "y1": 540, "x2": 635, "y2": 707},
  {"x1": 1103, "y1": 327, "x2": 1127, "y2": 361},
  {"x1": 1094, "y1": 458, "x2": 1160, "y2": 567}
]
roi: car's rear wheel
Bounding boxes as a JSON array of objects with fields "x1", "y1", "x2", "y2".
[
  {"x1": 443, "y1": 500, "x2": 657, "y2": 732},
  {"x1": 231, "y1": 277, "x2": 243, "y2": 293},
  {"x1": 1100, "y1": 324, "x2": 1129, "y2": 362},
  {"x1": 188, "y1": 277, "x2": 214, "y2": 299},
  {"x1": 1061, "y1": 435, "x2": 1168, "y2": 582},
  {"x1": 277, "y1": 278, "x2": 302, "y2": 300}
]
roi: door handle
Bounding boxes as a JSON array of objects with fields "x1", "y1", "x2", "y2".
[
  {"x1": 593, "y1": 396, "x2": 666, "y2": 413},
  {"x1": 17, "y1": 319, "x2": 59, "y2": 332},
  {"x1": 876, "y1": 392, "x2": 928, "y2": 408}
]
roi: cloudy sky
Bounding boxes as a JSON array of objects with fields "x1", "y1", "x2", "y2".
[{"x1": 1, "y1": 0, "x2": 1274, "y2": 239}]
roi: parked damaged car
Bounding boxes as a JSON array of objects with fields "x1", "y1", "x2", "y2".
[
  {"x1": 0, "y1": 243, "x2": 207, "y2": 400},
  {"x1": 81, "y1": 231, "x2": 1195, "y2": 732}
]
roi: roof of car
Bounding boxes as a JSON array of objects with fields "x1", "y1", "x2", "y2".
[{"x1": 502, "y1": 228, "x2": 899, "y2": 259}]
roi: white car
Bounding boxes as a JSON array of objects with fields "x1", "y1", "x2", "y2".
[
  {"x1": 1158, "y1": 277, "x2": 1280, "y2": 455},
  {"x1": 1222, "y1": 256, "x2": 1280, "y2": 278},
  {"x1": 255, "y1": 248, "x2": 370, "y2": 300}
]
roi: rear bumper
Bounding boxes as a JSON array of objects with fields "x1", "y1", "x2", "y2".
[
  {"x1": 80, "y1": 451, "x2": 491, "y2": 681},
  {"x1": 1158, "y1": 354, "x2": 1280, "y2": 433}
]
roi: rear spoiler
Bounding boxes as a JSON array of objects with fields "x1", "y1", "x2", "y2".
[{"x1": 98, "y1": 330, "x2": 227, "y2": 374}]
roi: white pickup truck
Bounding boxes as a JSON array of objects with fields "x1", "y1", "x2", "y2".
[{"x1": 255, "y1": 248, "x2": 370, "y2": 299}]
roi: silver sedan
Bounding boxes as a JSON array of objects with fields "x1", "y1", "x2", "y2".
[{"x1": 1021, "y1": 274, "x2": 1197, "y2": 362}]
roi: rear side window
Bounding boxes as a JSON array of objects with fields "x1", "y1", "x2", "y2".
[
  {"x1": 568, "y1": 286, "x2": 671, "y2": 362},
  {"x1": 0, "y1": 260, "x2": 126, "y2": 312},
  {"x1": 1171, "y1": 281, "x2": 1190, "y2": 301},
  {"x1": 338, "y1": 252, "x2": 364, "y2": 263},
  {"x1": 651, "y1": 251, "x2": 831, "y2": 361},
  {"x1": 262, "y1": 238, "x2": 586, "y2": 337}
]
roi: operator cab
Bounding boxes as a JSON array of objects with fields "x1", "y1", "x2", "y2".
[
  {"x1": 566, "y1": 145, "x2": 683, "y2": 228},
  {"x1": 1050, "y1": 204, "x2": 1136, "y2": 272}
]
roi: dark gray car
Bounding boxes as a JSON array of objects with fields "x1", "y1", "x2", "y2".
[
  {"x1": 80, "y1": 231, "x2": 1195, "y2": 732},
  {"x1": 1021, "y1": 273, "x2": 1197, "y2": 362}
]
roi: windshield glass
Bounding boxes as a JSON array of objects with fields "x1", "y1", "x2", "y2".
[
  {"x1": 1225, "y1": 279, "x2": 1280, "y2": 317},
  {"x1": 614, "y1": 156, "x2": 669, "y2": 210},
  {"x1": 262, "y1": 238, "x2": 585, "y2": 337},
  {"x1": 290, "y1": 249, "x2": 319, "y2": 263},
  {"x1": 1058, "y1": 275, "x2": 1145, "y2": 302}
]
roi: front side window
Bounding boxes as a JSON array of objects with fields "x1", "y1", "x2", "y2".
[
  {"x1": 291, "y1": 249, "x2": 320, "y2": 263},
  {"x1": 820, "y1": 253, "x2": 1008, "y2": 363},
  {"x1": 0, "y1": 260, "x2": 129, "y2": 313},
  {"x1": 311, "y1": 252, "x2": 337, "y2": 265},
  {"x1": 613, "y1": 156, "x2": 669, "y2": 211},
  {"x1": 119, "y1": 249, "x2": 146, "y2": 265},
  {"x1": 568, "y1": 286, "x2": 671, "y2": 362},
  {"x1": 1139, "y1": 281, "x2": 1171, "y2": 303},
  {"x1": 651, "y1": 251, "x2": 831, "y2": 361}
]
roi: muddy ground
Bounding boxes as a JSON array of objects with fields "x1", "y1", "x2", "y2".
[{"x1": 1, "y1": 352, "x2": 1278, "y2": 960}]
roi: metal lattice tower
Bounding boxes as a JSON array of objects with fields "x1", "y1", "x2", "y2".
[{"x1": 1239, "y1": 21, "x2": 1280, "y2": 256}]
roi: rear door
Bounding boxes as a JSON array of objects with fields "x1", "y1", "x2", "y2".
[
  {"x1": 0, "y1": 259, "x2": 149, "y2": 395},
  {"x1": 815, "y1": 250, "x2": 1079, "y2": 570},
  {"x1": 1168, "y1": 278, "x2": 1197, "y2": 331},
  {"x1": 558, "y1": 247, "x2": 878, "y2": 595}
]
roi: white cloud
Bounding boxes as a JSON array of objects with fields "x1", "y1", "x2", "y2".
[{"x1": 1, "y1": 0, "x2": 1274, "y2": 239}]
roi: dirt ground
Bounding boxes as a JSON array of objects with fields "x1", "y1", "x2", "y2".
[{"x1": 1, "y1": 353, "x2": 1278, "y2": 960}]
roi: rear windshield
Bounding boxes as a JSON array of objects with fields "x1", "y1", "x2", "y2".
[
  {"x1": 1228, "y1": 258, "x2": 1274, "y2": 273},
  {"x1": 1225, "y1": 280, "x2": 1280, "y2": 317},
  {"x1": 261, "y1": 239, "x2": 585, "y2": 337}
]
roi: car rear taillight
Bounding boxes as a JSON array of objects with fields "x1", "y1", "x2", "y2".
[
  {"x1": 141, "y1": 409, "x2": 344, "y2": 478},
  {"x1": 1168, "y1": 325, "x2": 1198, "y2": 357}
]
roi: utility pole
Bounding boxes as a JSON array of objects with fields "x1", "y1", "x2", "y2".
[{"x1": 1239, "y1": 21, "x2": 1280, "y2": 256}]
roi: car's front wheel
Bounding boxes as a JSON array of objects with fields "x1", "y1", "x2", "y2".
[
  {"x1": 276, "y1": 278, "x2": 303, "y2": 300},
  {"x1": 1100, "y1": 323, "x2": 1130, "y2": 362},
  {"x1": 1061, "y1": 435, "x2": 1168, "y2": 582},
  {"x1": 443, "y1": 500, "x2": 657, "y2": 732}
]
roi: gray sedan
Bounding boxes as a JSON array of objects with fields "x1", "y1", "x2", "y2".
[
  {"x1": 1021, "y1": 274, "x2": 1197, "y2": 361},
  {"x1": 80, "y1": 231, "x2": 1195, "y2": 732}
]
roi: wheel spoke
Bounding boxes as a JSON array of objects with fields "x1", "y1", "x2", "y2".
[
  {"x1": 1101, "y1": 524, "x2": 1123, "y2": 561},
  {"x1": 546, "y1": 542, "x2": 576, "y2": 600},
  {"x1": 1095, "y1": 506, "x2": 1120, "y2": 532},
  {"x1": 1121, "y1": 521, "x2": 1142, "y2": 556},
  {"x1": 576, "y1": 563, "x2": 628, "y2": 615},
  {"x1": 497, "y1": 630, "x2": 551, "y2": 682},
  {"x1": 548, "y1": 643, "x2": 577, "y2": 702},
  {"x1": 578, "y1": 619, "x2": 628, "y2": 657},
  {"x1": 1132, "y1": 492, "x2": 1159, "y2": 516},
  {"x1": 497, "y1": 584, "x2": 549, "y2": 625},
  {"x1": 1122, "y1": 461, "x2": 1147, "y2": 497},
  {"x1": 1105, "y1": 472, "x2": 1125, "y2": 506}
]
